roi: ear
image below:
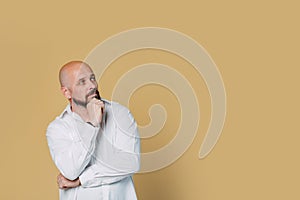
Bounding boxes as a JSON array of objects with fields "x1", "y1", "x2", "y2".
[{"x1": 61, "y1": 86, "x2": 71, "y2": 100}]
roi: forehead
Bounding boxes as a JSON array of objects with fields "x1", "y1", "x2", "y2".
[{"x1": 74, "y1": 64, "x2": 94, "y2": 79}]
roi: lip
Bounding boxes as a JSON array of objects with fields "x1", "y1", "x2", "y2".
[
  {"x1": 89, "y1": 93, "x2": 97, "y2": 97},
  {"x1": 87, "y1": 93, "x2": 97, "y2": 99}
]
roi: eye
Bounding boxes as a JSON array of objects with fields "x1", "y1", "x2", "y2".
[
  {"x1": 79, "y1": 79, "x2": 86, "y2": 85},
  {"x1": 90, "y1": 76, "x2": 96, "y2": 81}
]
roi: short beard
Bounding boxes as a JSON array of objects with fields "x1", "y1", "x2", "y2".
[
  {"x1": 72, "y1": 89, "x2": 98, "y2": 108},
  {"x1": 72, "y1": 97, "x2": 88, "y2": 108}
]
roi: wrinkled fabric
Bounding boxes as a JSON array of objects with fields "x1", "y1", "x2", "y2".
[{"x1": 47, "y1": 100, "x2": 140, "y2": 200}]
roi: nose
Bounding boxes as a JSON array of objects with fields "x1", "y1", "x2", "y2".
[{"x1": 88, "y1": 79, "x2": 97, "y2": 90}]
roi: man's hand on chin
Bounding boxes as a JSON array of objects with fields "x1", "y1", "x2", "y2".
[{"x1": 86, "y1": 98, "x2": 105, "y2": 127}]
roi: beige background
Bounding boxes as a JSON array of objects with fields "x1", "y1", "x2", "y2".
[{"x1": 1, "y1": 0, "x2": 299, "y2": 199}]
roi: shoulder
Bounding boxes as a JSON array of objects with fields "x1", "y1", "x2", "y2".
[
  {"x1": 106, "y1": 101, "x2": 136, "y2": 124},
  {"x1": 46, "y1": 117, "x2": 70, "y2": 137},
  {"x1": 107, "y1": 101, "x2": 138, "y2": 136},
  {"x1": 47, "y1": 117, "x2": 64, "y2": 128},
  {"x1": 108, "y1": 101, "x2": 131, "y2": 117}
]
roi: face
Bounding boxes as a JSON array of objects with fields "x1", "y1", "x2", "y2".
[{"x1": 67, "y1": 64, "x2": 99, "y2": 107}]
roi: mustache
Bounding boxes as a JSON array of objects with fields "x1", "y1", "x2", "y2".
[{"x1": 86, "y1": 89, "x2": 98, "y2": 97}]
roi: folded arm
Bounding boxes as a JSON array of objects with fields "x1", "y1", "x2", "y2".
[
  {"x1": 79, "y1": 105, "x2": 140, "y2": 188},
  {"x1": 47, "y1": 119, "x2": 100, "y2": 180}
]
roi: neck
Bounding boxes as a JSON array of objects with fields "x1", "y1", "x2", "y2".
[{"x1": 71, "y1": 102, "x2": 89, "y2": 122}]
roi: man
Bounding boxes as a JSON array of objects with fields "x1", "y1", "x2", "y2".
[{"x1": 46, "y1": 61, "x2": 140, "y2": 199}]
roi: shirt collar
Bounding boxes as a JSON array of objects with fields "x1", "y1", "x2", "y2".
[
  {"x1": 59, "y1": 104, "x2": 72, "y2": 118},
  {"x1": 58, "y1": 98, "x2": 111, "y2": 119},
  {"x1": 101, "y1": 98, "x2": 111, "y2": 105}
]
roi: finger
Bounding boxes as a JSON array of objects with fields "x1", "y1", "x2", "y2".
[
  {"x1": 94, "y1": 100, "x2": 104, "y2": 105},
  {"x1": 57, "y1": 175, "x2": 61, "y2": 182},
  {"x1": 58, "y1": 182, "x2": 63, "y2": 189},
  {"x1": 59, "y1": 180, "x2": 66, "y2": 189},
  {"x1": 88, "y1": 98, "x2": 98, "y2": 104},
  {"x1": 96, "y1": 101, "x2": 104, "y2": 108}
]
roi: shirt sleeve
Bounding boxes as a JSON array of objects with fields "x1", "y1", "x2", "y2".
[
  {"x1": 46, "y1": 118, "x2": 100, "y2": 180},
  {"x1": 79, "y1": 104, "x2": 140, "y2": 187}
]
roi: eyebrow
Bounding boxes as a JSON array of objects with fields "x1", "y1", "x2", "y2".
[
  {"x1": 78, "y1": 77, "x2": 86, "y2": 82},
  {"x1": 77, "y1": 74, "x2": 95, "y2": 81}
]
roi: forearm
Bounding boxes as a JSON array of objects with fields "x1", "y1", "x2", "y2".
[
  {"x1": 79, "y1": 136, "x2": 140, "y2": 188},
  {"x1": 79, "y1": 152, "x2": 140, "y2": 188}
]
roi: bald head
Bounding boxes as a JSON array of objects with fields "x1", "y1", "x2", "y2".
[
  {"x1": 59, "y1": 61, "x2": 92, "y2": 88},
  {"x1": 59, "y1": 61, "x2": 98, "y2": 103}
]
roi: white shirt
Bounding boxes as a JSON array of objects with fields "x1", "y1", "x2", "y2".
[{"x1": 46, "y1": 100, "x2": 140, "y2": 200}]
